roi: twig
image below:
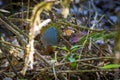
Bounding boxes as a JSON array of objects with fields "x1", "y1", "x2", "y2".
[
  {"x1": 52, "y1": 63, "x2": 58, "y2": 80},
  {"x1": 21, "y1": 1, "x2": 54, "y2": 75},
  {"x1": 35, "y1": 49, "x2": 51, "y2": 66},
  {"x1": 0, "y1": 40, "x2": 25, "y2": 50},
  {"x1": 56, "y1": 20, "x2": 109, "y2": 32},
  {"x1": 56, "y1": 69, "x2": 115, "y2": 73},
  {"x1": 36, "y1": 57, "x2": 115, "y2": 72},
  {"x1": 0, "y1": 13, "x2": 28, "y2": 38},
  {"x1": 0, "y1": 39, "x2": 20, "y2": 78}
]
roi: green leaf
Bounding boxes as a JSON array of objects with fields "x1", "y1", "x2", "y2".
[
  {"x1": 70, "y1": 62, "x2": 77, "y2": 68},
  {"x1": 78, "y1": 35, "x2": 87, "y2": 44},
  {"x1": 70, "y1": 45, "x2": 83, "y2": 52},
  {"x1": 70, "y1": 45, "x2": 82, "y2": 50},
  {"x1": 103, "y1": 32, "x2": 116, "y2": 39},
  {"x1": 68, "y1": 54, "x2": 77, "y2": 68},
  {"x1": 68, "y1": 54, "x2": 75, "y2": 62},
  {"x1": 90, "y1": 32, "x2": 104, "y2": 40},
  {"x1": 68, "y1": 56, "x2": 75, "y2": 62},
  {"x1": 52, "y1": 45, "x2": 58, "y2": 48},
  {"x1": 59, "y1": 46, "x2": 69, "y2": 51},
  {"x1": 101, "y1": 64, "x2": 120, "y2": 69}
]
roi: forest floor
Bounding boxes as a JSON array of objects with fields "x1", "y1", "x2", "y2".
[{"x1": 0, "y1": 0, "x2": 120, "y2": 80}]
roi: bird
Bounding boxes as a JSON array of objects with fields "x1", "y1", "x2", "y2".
[{"x1": 40, "y1": 26, "x2": 58, "y2": 54}]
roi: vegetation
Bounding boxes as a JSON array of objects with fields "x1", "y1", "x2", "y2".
[{"x1": 0, "y1": 0, "x2": 120, "y2": 80}]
